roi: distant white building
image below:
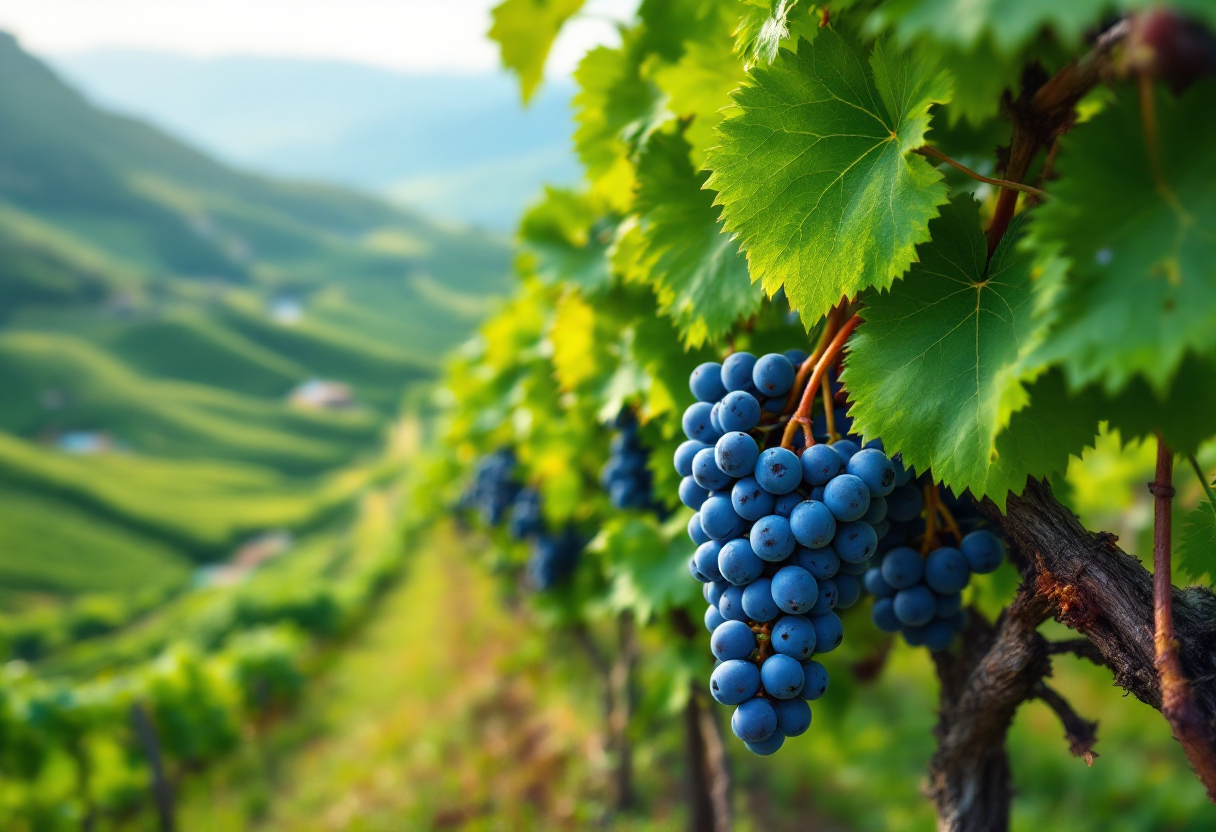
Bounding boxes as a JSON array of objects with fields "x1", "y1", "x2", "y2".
[
  {"x1": 57, "y1": 431, "x2": 114, "y2": 455},
  {"x1": 289, "y1": 379, "x2": 354, "y2": 410}
]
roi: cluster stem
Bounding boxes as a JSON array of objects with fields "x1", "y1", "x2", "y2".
[{"x1": 780, "y1": 314, "x2": 861, "y2": 450}]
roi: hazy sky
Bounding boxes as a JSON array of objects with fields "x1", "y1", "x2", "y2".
[{"x1": 0, "y1": 0, "x2": 636, "y2": 75}]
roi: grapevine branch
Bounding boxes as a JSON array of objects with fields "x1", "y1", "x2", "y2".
[
  {"x1": 780, "y1": 314, "x2": 861, "y2": 450},
  {"x1": 978, "y1": 479, "x2": 1216, "y2": 796},
  {"x1": 1151, "y1": 437, "x2": 1216, "y2": 798},
  {"x1": 914, "y1": 146, "x2": 1047, "y2": 198},
  {"x1": 1032, "y1": 681, "x2": 1099, "y2": 765}
]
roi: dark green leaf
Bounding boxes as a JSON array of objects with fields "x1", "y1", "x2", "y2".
[
  {"x1": 518, "y1": 188, "x2": 613, "y2": 291},
  {"x1": 845, "y1": 199, "x2": 1097, "y2": 505},
  {"x1": 634, "y1": 130, "x2": 763, "y2": 347},
  {"x1": 1029, "y1": 81, "x2": 1216, "y2": 395},
  {"x1": 705, "y1": 27, "x2": 952, "y2": 324}
]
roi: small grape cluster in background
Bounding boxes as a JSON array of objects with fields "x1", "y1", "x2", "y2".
[
  {"x1": 600, "y1": 408, "x2": 659, "y2": 511},
  {"x1": 678, "y1": 351, "x2": 903, "y2": 756},
  {"x1": 864, "y1": 476, "x2": 1007, "y2": 650},
  {"x1": 460, "y1": 450, "x2": 583, "y2": 591}
]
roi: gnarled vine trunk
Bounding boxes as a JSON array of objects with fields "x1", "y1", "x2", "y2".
[{"x1": 924, "y1": 477, "x2": 1216, "y2": 829}]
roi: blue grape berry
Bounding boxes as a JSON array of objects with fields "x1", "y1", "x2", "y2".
[
  {"x1": 800, "y1": 660, "x2": 829, "y2": 700},
  {"x1": 872, "y1": 597, "x2": 901, "y2": 632},
  {"x1": 797, "y1": 546, "x2": 840, "y2": 580},
  {"x1": 783, "y1": 348, "x2": 809, "y2": 367},
  {"x1": 699, "y1": 495, "x2": 742, "y2": 540},
  {"x1": 862, "y1": 495, "x2": 888, "y2": 524},
  {"x1": 690, "y1": 361, "x2": 727, "y2": 402},
  {"x1": 711, "y1": 619, "x2": 757, "y2": 661},
  {"x1": 961, "y1": 530, "x2": 1005, "y2": 574},
  {"x1": 834, "y1": 520, "x2": 878, "y2": 563},
  {"x1": 719, "y1": 390, "x2": 761, "y2": 432},
  {"x1": 718, "y1": 585, "x2": 746, "y2": 621},
  {"x1": 688, "y1": 512, "x2": 710, "y2": 545},
  {"x1": 771, "y1": 565, "x2": 818, "y2": 615},
  {"x1": 863, "y1": 567, "x2": 894, "y2": 597},
  {"x1": 774, "y1": 698, "x2": 812, "y2": 737},
  {"x1": 834, "y1": 573, "x2": 861, "y2": 608},
  {"x1": 704, "y1": 605, "x2": 725, "y2": 633},
  {"x1": 923, "y1": 619, "x2": 957, "y2": 652},
  {"x1": 742, "y1": 577, "x2": 780, "y2": 622},
  {"x1": 710, "y1": 659, "x2": 760, "y2": 705},
  {"x1": 881, "y1": 546, "x2": 924, "y2": 589},
  {"x1": 693, "y1": 541, "x2": 724, "y2": 583},
  {"x1": 773, "y1": 491, "x2": 803, "y2": 517},
  {"x1": 789, "y1": 500, "x2": 836, "y2": 548},
  {"x1": 679, "y1": 476, "x2": 709, "y2": 510},
  {"x1": 682, "y1": 402, "x2": 720, "y2": 443},
  {"x1": 800, "y1": 444, "x2": 842, "y2": 486},
  {"x1": 718, "y1": 538, "x2": 765, "y2": 586},
  {"x1": 721, "y1": 352, "x2": 758, "y2": 393},
  {"x1": 674, "y1": 440, "x2": 710, "y2": 477},
  {"x1": 846, "y1": 448, "x2": 897, "y2": 497},
  {"x1": 732, "y1": 477, "x2": 776, "y2": 521},
  {"x1": 755, "y1": 447, "x2": 802, "y2": 495},
  {"x1": 715, "y1": 431, "x2": 760, "y2": 478},
  {"x1": 823, "y1": 474, "x2": 871, "y2": 522},
  {"x1": 809, "y1": 611, "x2": 844, "y2": 653},
  {"x1": 893, "y1": 585, "x2": 936, "y2": 627},
  {"x1": 752, "y1": 353, "x2": 796, "y2": 397},
  {"x1": 810, "y1": 579, "x2": 836, "y2": 614},
  {"x1": 771, "y1": 615, "x2": 817, "y2": 660},
  {"x1": 760, "y1": 653, "x2": 805, "y2": 699},
  {"x1": 744, "y1": 733, "x2": 785, "y2": 756},
  {"x1": 693, "y1": 447, "x2": 734, "y2": 491},
  {"x1": 924, "y1": 547, "x2": 970, "y2": 594},
  {"x1": 732, "y1": 697, "x2": 778, "y2": 742},
  {"x1": 886, "y1": 483, "x2": 923, "y2": 522},
  {"x1": 749, "y1": 515, "x2": 796, "y2": 561},
  {"x1": 829, "y1": 439, "x2": 860, "y2": 465}
]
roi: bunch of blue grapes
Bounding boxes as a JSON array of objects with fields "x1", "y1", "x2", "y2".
[
  {"x1": 865, "y1": 528, "x2": 1005, "y2": 650},
  {"x1": 461, "y1": 448, "x2": 521, "y2": 526},
  {"x1": 600, "y1": 408, "x2": 658, "y2": 510},
  {"x1": 528, "y1": 526, "x2": 584, "y2": 590},
  {"x1": 678, "y1": 351, "x2": 902, "y2": 756},
  {"x1": 462, "y1": 451, "x2": 584, "y2": 590}
]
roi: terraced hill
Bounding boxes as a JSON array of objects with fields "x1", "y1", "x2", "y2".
[{"x1": 0, "y1": 31, "x2": 511, "y2": 654}]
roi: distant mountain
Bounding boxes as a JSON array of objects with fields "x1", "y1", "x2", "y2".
[
  {"x1": 0, "y1": 31, "x2": 511, "y2": 624},
  {"x1": 50, "y1": 50, "x2": 581, "y2": 230}
]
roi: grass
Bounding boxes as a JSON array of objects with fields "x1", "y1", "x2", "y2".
[
  {"x1": 0, "y1": 484, "x2": 189, "y2": 597},
  {"x1": 163, "y1": 524, "x2": 1215, "y2": 832}
]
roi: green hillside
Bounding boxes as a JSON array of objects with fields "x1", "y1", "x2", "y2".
[{"x1": 0, "y1": 31, "x2": 510, "y2": 651}]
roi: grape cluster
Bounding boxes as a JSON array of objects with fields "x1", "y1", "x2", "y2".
[
  {"x1": 528, "y1": 527, "x2": 584, "y2": 590},
  {"x1": 461, "y1": 451, "x2": 584, "y2": 591},
  {"x1": 461, "y1": 448, "x2": 521, "y2": 526},
  {"x1": 865, "y1": 528, "x2": 1005, "y2": 651},
  {"x1": 678, "y1": 351, "x2": 900, "y2": 756},
  {"x1": 600, "y1": 408, "x2": 657, "y2": 510}
]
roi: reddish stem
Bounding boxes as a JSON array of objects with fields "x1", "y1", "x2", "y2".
[
  {"x1": 1151, "y1": 434, "x2": 1216, "y2": 799},
  {"x1": 781, "y1": 315, "x2": 861, "y2": 450}
]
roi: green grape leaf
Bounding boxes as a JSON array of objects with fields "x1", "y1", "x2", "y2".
[
  {"x1": 870, "y1": 0, "x2": 1128, "y2": 55},
  {"x1": 573, "y1": 38, "x2": 665, "y2": 187},
  {"x1": 1029, "y1": 81, "x2": 1216, "y2": 396},
  {"x1": 635, "y1": 130, "x2": 763, "y2": 348},
  {"x1": 489, "y1": 0, "x2": 586, "y2": 102},
  {"x1": 845, "y1": 199, "x2": 1098, "y2": 506},
  {"x1": 597, "y1": 517, "x2": 699, "y2": 622},
  {"x1": 1179, "y1": 497, "x2": 1216, "y2": 582},
  {"x1": 1095, "y1": 354, "x2": 1216, "y2": 454},
  {"x1": 518, "y1": 187, "x2": 613, "y2": 291},
  {"x1": 652, "y1": 11, "x2": 745, "y2": 165},
  {"x1": 734, "y1": 0, "x2": 820, "y2": 68},
  {"x1": 705, "y1": 27, "x2": 952, "y2": 325}
]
